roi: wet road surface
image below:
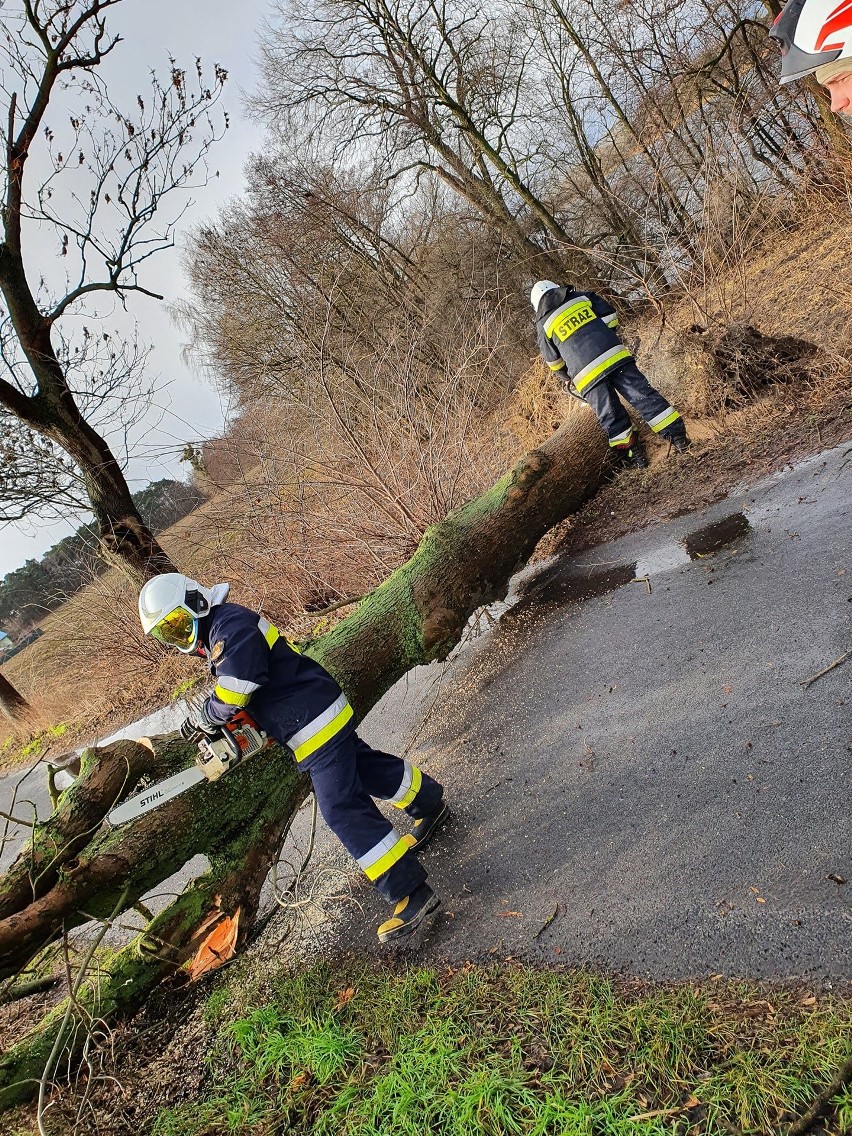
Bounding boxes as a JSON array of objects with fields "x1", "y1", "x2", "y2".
[{"x1": 348, "y1": 440, "x2": 852, "y2": 980}]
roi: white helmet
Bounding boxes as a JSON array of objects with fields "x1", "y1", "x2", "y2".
[
  {"x1": 770, "y1": 0, "x2": 852, "y2": 84},
  {"x1": 138, "y1": 574, "x2": 229, "y2": 653},
  {"x1": 530, "y1": 280, "x2": 560, "y2": 311}
]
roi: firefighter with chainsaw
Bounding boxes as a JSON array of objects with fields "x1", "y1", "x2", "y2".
[
  {"x1": 770, "y1": 0, "x2": 852, "y2": 116},
  {"x1": 134, "y1": 574, "x2": 448, "y2": 943},
  {"x1": 531, "y1": 280, "x2": 691, "y2": 468}
]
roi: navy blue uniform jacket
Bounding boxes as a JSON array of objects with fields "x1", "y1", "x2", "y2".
[
  {"x1": 535, "y1": 286, "x2": 631, "y2": 394},
  {"x1": 199, "y1": 602, "x2": 344, "y2": 745}
]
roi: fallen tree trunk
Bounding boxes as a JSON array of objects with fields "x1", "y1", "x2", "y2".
[
  {"x1": 0, "y1": 410, "x2": 607, "y2": 1109},
  {"x1": 312, "y1": 413, "x2": 608, "y2": 711}
]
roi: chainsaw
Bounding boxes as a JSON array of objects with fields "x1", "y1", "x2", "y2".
[{"x1": 107, "y1": 710, "x2": 270, "y2": 827}]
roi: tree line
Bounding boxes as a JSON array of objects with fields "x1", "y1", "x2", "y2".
[
  {"x1": 0, "y1": 480, "x2": 203, "y2": 638},
  {"x1": 184, "y1": 0, "x2": 841, "y2": 417},
  {"x1": 176, "y1": 0, "x2": 841, "y2": 617}
]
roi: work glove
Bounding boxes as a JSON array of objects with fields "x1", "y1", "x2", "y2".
[{"x1": 180, "y1": 706, "x2": 220, "y2": 742}]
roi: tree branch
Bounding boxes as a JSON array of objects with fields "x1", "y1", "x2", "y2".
[{"x1": 46, "y1": 279, "x2": 165, "y2": 323}]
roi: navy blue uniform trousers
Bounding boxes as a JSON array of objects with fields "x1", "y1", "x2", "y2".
[
  {"x1": 301, "y1": 720, "x2": 444, "y2": 903},
  {"x1": 583, "y1": 361, "x2": 685, "y2": 448}
]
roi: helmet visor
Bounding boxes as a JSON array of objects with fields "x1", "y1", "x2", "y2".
[{"x1": 150, "y1": 606, "x2": 196, "y2": 648}]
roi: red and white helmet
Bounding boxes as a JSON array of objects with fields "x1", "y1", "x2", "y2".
[{"x1": 770, "y1": 0, "x2": 852, "y2": 84}]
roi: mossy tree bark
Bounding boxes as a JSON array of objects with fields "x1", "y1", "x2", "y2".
[{"x1": 0, "y1": 409, "x2": 607, "y2": 1110}]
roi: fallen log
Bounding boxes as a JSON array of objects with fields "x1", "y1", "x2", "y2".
[{"x1": 0, "y1": 410, "x2": 607, "y2": 1110}]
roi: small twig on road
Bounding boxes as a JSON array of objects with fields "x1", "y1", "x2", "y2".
[
  {"x1": 533, "y1": 903, "x2": 560, "y2": 940},
  {"x1": 799, "y1": 649, "x2": 851, "y2": 689},
  {"x1": 631, "y1": 574, "x2": 652, "y2": 594}
]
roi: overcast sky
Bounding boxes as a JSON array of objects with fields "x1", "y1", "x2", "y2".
[{"x1": 0, "y1": 0, "x2": 273, "y2": 577}]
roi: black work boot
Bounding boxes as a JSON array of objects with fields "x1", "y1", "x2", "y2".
[
  {"x1": 669, "y1": 433, "x2": 692, "y2": 454},
  {"x1": 405, "y1": 801, "x2": 450, "y2": 853},
  {"x1": 625, "y1": 444, "x2": 648, "y2": 469},
  {"x1": 377, "y1": 883, "x2": 441, "y2": 943}
]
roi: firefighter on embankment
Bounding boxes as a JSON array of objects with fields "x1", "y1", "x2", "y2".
[
  {"x1": 138, "y1": 573, "x2": 448, "y2": 943},
  {"x1": 531, "y1": 280, "x2": 691, "y2": 468}
]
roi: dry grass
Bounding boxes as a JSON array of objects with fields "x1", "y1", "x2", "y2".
[
  {"x1": 0, "y1": 372, "x2": 543, "y2": 758},
  {"x1": 645, "y1": 196, "x2": 852, "y2": 367},
  {"x1": 2, "y1": 205, "x2": 850, "y2": 762}
]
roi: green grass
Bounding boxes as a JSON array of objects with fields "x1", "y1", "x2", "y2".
[
  {"x1": 170, "y1": 675, "x2": 203, "y2": 701},
  {"x1": 152, "y1": 963, "x2": 852, "y2": 1136},
  {"x1": 1, "y1": 720, "x2": 72, "y2": 767}
]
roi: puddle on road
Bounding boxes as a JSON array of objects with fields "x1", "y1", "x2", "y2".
[
  {"x1": 635, "y1": 542, "x2": 690, "y2": 578},
  {"x1": 683, "y1": 512, "x2": 751, "y2": 559},
  {"x1": 504, "y1": 562, "x2": 638, "y2": 629},
  {"x1": 500, "y1": 511, "x2": 753, "y2": 632}
]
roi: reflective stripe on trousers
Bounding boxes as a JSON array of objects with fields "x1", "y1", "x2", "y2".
[
  {"x1": 357, "y1": 831, "x2": 412, "y2": 881},
  {"x1": 387, "y1": 761, "x2": 423, "y2": 809},
  {"x1": 573, "y1": 347, "x2": 632, "y2": 394},
  {"x1": 287, "y1": 693, "x2": 354, "y2": 762},
  {"x1": 608, "y1": 426, "x2": 634, "y2": 448},
  {"x1": 647, "y1": 406, "x2": 681, "y2": 433}
]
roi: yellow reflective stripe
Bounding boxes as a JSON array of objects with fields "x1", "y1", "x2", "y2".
[
  {"x1": 547, "y1": 360, "x2": 566, "y2": 372},
  {"x1": 292, "y1": 701, "x2": 354, "y2": 762},
  {"x1": 649, "y1": 409, "x2": 681, "y2": 433},
  {"x1": 574, "y1": 348, "x2": 631, "y2": 393},
  {"x1": 392, "y1": 765, "x2": 423, "y2": 810},
  {"x1": 257, "y1": 616, "x2": 280, "y2": 648},
  {"x1": 609, "y1": 428, "x2": 633, "y2": 447},
  {"x1": 543, "y1": 296, "x2": 591, "y2": 337},
  {"x1": 363, "y1": 836, "x2": 411, "y2": 881},
  {"x1": 549, "y1": 303, "x2": 596, "y2": 343},
  {"x1": 604, "y1": 315, "x2": 618, "y2": 327},
  {"x1": 214, "y1": 684, "x2": 251, "y2": 707}
]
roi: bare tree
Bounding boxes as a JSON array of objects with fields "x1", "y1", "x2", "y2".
[
  {"x1": 258, "y1": 0, "x2": 604, "y2": 286},
  {"x1": 0, "y1": 0, "x2": 226, "y2": 577}
]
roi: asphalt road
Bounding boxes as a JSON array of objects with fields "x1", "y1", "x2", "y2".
[
  {"x1": 2, "y1": 441, "x2": 850, "y2": 981},
  {"x1": 345, "y1": 440, "x2": 852, "y2": 981}
]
